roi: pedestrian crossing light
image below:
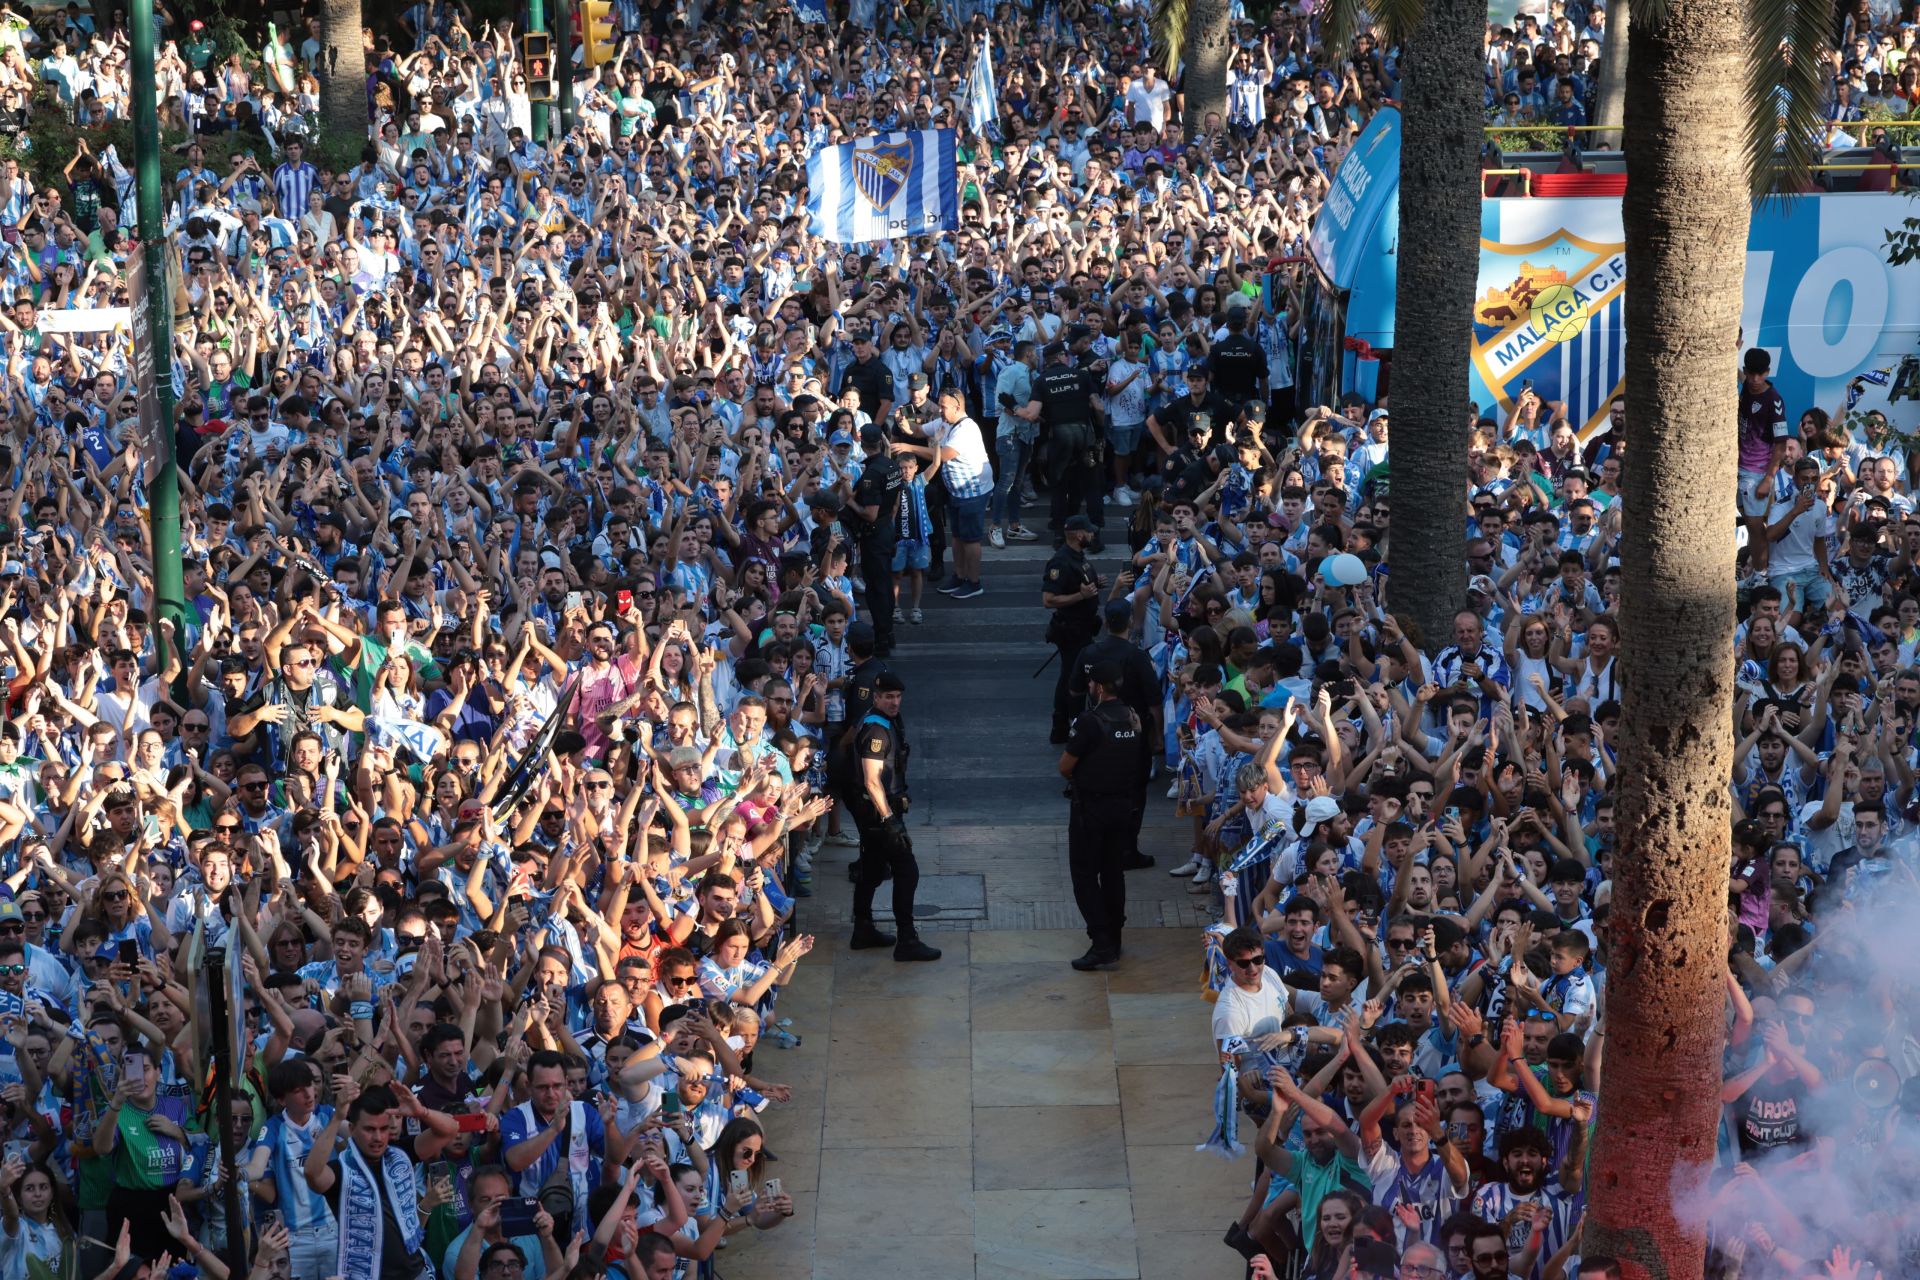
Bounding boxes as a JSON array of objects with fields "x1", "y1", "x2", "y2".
[
  {"x1": 523, "y1": 32, "x2": 553, "y2": 101},
  {"x1": 579, "y1": 0, "x2": 618, "y2": 67}
]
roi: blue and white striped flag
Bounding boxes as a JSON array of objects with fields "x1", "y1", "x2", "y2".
[
  {"x1": 806, "y1": 129, "x2": 959, "y2": 243},
  {"x1": 795, "y1": 0, "x2": 829, "y2": 22},
  {"x1": 966, "y1": 32, "x2": 998, "y2": 137}
]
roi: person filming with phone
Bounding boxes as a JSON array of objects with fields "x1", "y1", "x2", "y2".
[
  {"x1": 89, "y1": 1040, "x2": 192, "y2": 1263},
  {"x1": 442, "y1": 1166, "x2": 561, "y2": 1280},
  {"x1": 500, "y1": 1051, "x2": 608, "y2": 1240}
]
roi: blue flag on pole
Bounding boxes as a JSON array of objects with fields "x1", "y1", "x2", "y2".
[
  {"x1": 806, "y1": 129, "x2": 959, "y2": 243},
  {"x1": 795, "y1": 0, "x2": 829, "y2": 22},
  {"x1": 966, "y1": 32, "x2": 998, "y2": 137}
]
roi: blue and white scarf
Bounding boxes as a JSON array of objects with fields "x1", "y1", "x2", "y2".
[
  {"x1": 1197, "y1": 1049, "x2": 1246, "y2": 1159},
  {"x1": 338, "y1": 1139, "x2": 428, "y2": 1280},
  {"x1": 1227, "y1": 818, "x2": 1290, "y2": 873}
]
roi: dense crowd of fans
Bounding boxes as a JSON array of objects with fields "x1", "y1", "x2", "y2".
[{"x1": 0, "y1": 0, "x2": 1909, "y2": 1278}]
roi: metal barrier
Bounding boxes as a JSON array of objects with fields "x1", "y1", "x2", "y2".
[
  {"x1": 1472, "y1": 161, "x2": 1917, "y2": 197},
  {"x1": 1483, "y1": 124, "x2": 1623, "y2": 137},
  {"x1": 1482, "y1": 167, "x2": 1535, "y2": 195}
]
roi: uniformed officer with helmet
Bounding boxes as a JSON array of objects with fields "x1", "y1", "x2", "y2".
[{"x1": 1058, "y1": 661, "x2": 1151, "y2": 970}]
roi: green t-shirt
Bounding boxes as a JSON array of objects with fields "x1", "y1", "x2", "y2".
[
  {"x1": 76, "y1": 1147, "x2": 113, "y2": 1211},
  {"x1": 1296, "y1": 1146, "x2": 1371, "y2": 1250},
  {"x1": 112, "y1": 1099, "x2": 189, "y2": 1190},
  {"x1": 349, "y1": 634, "x2": 442, "y2": 711}
]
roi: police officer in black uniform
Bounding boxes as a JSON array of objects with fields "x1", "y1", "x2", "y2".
[
  {"x1": 846, "y1": 672, "x2": 941, "y2": 962},
  {"x1": 1207, "y1": 303, "x2": 1268, "y2": 408},
  {"x1": 1070, "y1": 598, "x2": 1163, "y2": 870},
  {"x1": 1146, "y1": 365, "x2": 1231, "y2": 467},
  {"x1": 1042, "y1": 514, "x2": 1102, "y2": 744},
  {"x1": 831, "y1": 621, "x2": 904, "y2": 877},
  {"x1": 1027, "y1": 342, "x2": 1106, "y2": 548},
  {"x1": 1071, "y1": 599, "x2": 1162, "y2": 728},
  {"x1": 842, "y1": 422, "x2": 904, "y2": 656},
  {"x1": 1059, "y1": 662, "x2": 1151, "y2": 970}
]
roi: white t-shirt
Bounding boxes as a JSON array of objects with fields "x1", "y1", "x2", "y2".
[
  {"x1": 1106, "y1": 357, "x2": 1149, "y2": 426},
  {"x1": 932, "y1": 415, "x2": 994, "y2": 498},
  {"x1": 1125, "y1": 78, "x2": 1173, "y2": 129},
  {"x1": 247, "y1": 419, "x2": 293, "y2": 455},
  {"x1": 1766, "y1": 495, "x2": 1832, "y2": 576},
  {"x1": 1210, "y1": 967, "x2": 1293, "y2": 1047}
]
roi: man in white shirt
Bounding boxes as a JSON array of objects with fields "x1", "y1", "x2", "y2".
[
  {"x1": 1124, "y1": 65, "x2": 1173, "y2": 131},
  {"x1": 1210, "y1": 925, "x2": 1294, "y2": 1050},
  {"x1": 903, "y1": 386, "x2": 994, "y2": 599},
  {"x1": 1764, "y1": 455, "x2": 1835, "y2": 614},
  {"x1": 1105, "y1": 348, "x2": 1149, "y2": 506}
]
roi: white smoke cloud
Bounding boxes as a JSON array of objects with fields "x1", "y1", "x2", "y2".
[{"x1": 1671, "y1": 875, "x2": 1920, "y2": 1280}]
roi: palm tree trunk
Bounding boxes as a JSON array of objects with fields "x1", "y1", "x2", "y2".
[
  {"x1": 1582, "y1": 0, "x2": 1746, "y2": 1273},
  {"x1": 1180, "y1": 0, "x2": 1231, "y2": 135},
  {"x1": 1593, "y1": 3, "x2": 1629, "y2": 148},
  {"x1": 1382, "y1": 0, "x2": 1482, "y2": 650},
  {"x1": 321, "y1": 0, "x2": 369, "y2": 141}
]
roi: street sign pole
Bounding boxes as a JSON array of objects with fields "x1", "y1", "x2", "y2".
[
  {"x1": 130, "y1": 0, "x2": 183, "y2": 663},
  {"x1": 530, "y1": 0, "x2": 550, "y2": 142},
  {"x1": 554, "y1": 0, "x2": 575, "y2": 136}
]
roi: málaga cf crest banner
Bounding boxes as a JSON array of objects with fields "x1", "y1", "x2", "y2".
[{"x1": 806, "y1": 129, "x2": 958, "y2": 244}]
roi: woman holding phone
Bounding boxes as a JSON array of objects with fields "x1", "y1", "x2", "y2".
[
  {"x1": 700, "y1": 1118, "x2": 791, "y2": 1241},
  {"x1": 86, "y1": 1040, "x2": 192, "y2": 1263}
]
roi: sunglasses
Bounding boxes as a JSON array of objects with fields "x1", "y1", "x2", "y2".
[
  {"x1": 101, "y1": 890, "x2": 130, "y2": 902},
  {"x1": 0, "y1": 964, "x2": 25, "y2": 976},
  {"x1": 1229, "y1": 954, "x2": 1264, "y2": 970}
]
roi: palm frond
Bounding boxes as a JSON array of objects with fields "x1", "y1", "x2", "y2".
[
  {"x1": 1318, "y1": 0, "x2": 1364, "y2": 72},
  {"x1": 1744, "y1": 0, "x2": 1832, "y2": 197},
  {"x1": 1371, "y1": 0, "x2": 1425, "y2": 49},
  {"x1": 1150, "y1": 0, "x2": 1189, "y2": 78},
  {"x1": 1625, "y1": 0, "x2": 1670, "y2": 41}
]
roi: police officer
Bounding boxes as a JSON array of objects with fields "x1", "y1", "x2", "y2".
[
  {"x1": 831, "y1": 621, "x2": 904, "y2": 878},
  {"x1": 846, "y1": 673, "x2": 940, "y2": 962},
  {"x1": 1043, "y1": 514, "x2": 1103, "y2": 743},
  {"x1": 1071, "y1": 599, "x2": 1161, "y2": 727},
  {"x1": 841, "y1": 422, "x2": 904, "y2": 656},
  {"x1": 1070, "y1": 598, "x2": 1163, "y2": 870},
  {"x1": 1207, "y1": 302, "x2": 1268, "y2": 408},
  {"x1": 1026, "y1": 342, "x2": 1105, "y2": 548},
  {"x1": 1059, "y1": 662, "x2": 1151, "y2": 970}
]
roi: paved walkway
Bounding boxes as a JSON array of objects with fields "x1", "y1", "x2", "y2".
[{"x1": 724, "y1": 524, "x2": 1246, "y2": 1280}]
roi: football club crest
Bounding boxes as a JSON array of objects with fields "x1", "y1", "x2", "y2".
[
  {"x1": 853, "y1": 138, "x2": 914, "y2": 212},
  {"x1": 1469, "y1": 228, "x2": 1626, "y2": 434}
]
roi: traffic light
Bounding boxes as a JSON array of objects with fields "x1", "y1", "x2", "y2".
[
  {"x1": 578, "y1": 0, "x2": 617, "y2": 68},
  {"x1": 523, "y1": 32, "x2": 553, "y2": 101}
]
